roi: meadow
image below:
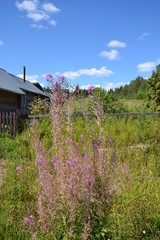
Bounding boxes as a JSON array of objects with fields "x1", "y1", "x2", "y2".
[
  {"x1": 120, "y1": 99, "x2": 145, "y2": 112},
  {"x1": 0, "y1": 87, "x2": 160, "y2": 239}
]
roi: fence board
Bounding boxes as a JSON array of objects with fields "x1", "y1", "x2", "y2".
[
  {"x1": 0, "y1": 112, "x2": 1, "y2": 133},
  {"x1": 6, "y1": 112, "x2": 8, "y2": 133},
  {"x1": 2, "y1": 112, "x2": 5, "y2": 133},
  {"x1": 10, "y1": 112, "x2": 12, "y2": 137},
  {"x1": 13, "y1": 112, "x2": 16, "y2": 137},
  {"x1": 28, "y1": 112, "x2": 160, "y2": 119},
  {"x1": 0, "y1": 109, "x2": 29, "y2": 137},
  {"x1": 1, "y1": 109, "x2": 160, "y2": 136}
]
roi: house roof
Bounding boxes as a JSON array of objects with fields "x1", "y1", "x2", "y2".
[{"x1": 0, "y1": 68, "x2": 47, "y2": 97}]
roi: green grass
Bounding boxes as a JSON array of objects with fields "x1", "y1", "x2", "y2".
[
  {"x1": 120, "y1": 99, "x2": 146, "y2": 112},
  {"x1": 73, "y1": 97, "x2": 147, "y2": 114},
  {"x1": 0, "y1": 113, "x2": 160, "y2": 239}
]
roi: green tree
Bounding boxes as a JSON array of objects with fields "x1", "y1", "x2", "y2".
[
  {"x1": 93, "y1": 88, "x2": 127, "y2": 113},
  {"x1": 146, "y1": 64, "x2": 160, "y2": 111}
]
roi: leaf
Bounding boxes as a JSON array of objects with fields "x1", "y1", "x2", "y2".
[
  {"x1": 100, "y1": 232, "x2": 105, "y2": 237},
  {"x1": 101, "y1": 228, "x2": 108, "y2": 233},
  {"x1": 63, "y1": 235, "x2": 68, "y2": 240},
  {"x1": 145, "y1": 137, "x2": 154, "y2": 144}
]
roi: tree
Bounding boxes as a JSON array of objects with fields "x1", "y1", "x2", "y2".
[
  {"x1": 146, "y1": 64, "x2": 160, "y2": 111},
  {"x1": 93, "y1": 87, "x2": 127, "y2": 113}
]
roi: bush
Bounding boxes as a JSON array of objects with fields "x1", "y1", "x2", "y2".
[
  {"x1": 30, "y1": 98, "x2": 50, "y2": 115},
  {"x1": 93, "y1": 88, "x2": 127, "y2": 113},
  {"x1": 146, "y1": 64, "x2": 160, "y2": 111},
  {"x1": 133, "y1": 90, "x2": 146, "y2": 100}
]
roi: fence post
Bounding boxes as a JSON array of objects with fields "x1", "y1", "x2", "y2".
[
  {"x1": 16, "y1": 109, "x2": 20, "y2": 130},
  {"x1": 13, "y1": 112, "x2": 16, "y2": 137},
  {"x1": 0, "y1": 112, "x2": 1, "y2": 134},
  {"x1": 10, "y1": 112, "x2": 12, "y2": 137},
  {"x1": 125, "y1": 116, "x2": 128, "y2": 124},
  {"x1": 6, "y1": 112, "x2": 9, "y2": 133},
  {"x1": 2, "y1": 112, "x2": 5, "y2": 133}
]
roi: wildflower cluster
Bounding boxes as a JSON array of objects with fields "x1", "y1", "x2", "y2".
[
  {"x1": 46, "y1": 74, "x2": 65, "y2": 90},
  {"x1": 25, "y1": 74, "x2": 129, "y2": 239}
]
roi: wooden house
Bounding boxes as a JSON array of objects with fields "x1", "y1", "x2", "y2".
[{"x1": 0, "y1": 67, "x2": 48, "y2": 111}]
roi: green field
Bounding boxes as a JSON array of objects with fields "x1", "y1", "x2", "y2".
[
  {"x1": 0, "y1": 96, "x2": 160, "y2": 239},
  {"x1": 120, "y1": 99, "x2": 146, "y2": 112}
]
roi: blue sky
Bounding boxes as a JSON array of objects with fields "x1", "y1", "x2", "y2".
[{"x1": 0, "y1": 0, "x2": 160, "y2": 90}]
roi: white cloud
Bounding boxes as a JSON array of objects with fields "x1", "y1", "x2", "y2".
[
  {"x1": 80, "y1": 84, "x2": 101, "y2": 90},
  {"x1": 137, "y1": 61, "x2": 156, "y2": 72},
  {"x1": 138, "y1": 32, "x2": 150, "y2": 40},
  {"x1": 41, "y1": 73, "x2": 47, "y2": 78},
  {"x1": 79, "y1": 67, "x2": 113, "y2": 77},
  {"x1": 99, "y1": 49, "x2": 119, "y2": 60},
  {"x1": 104, "y1": 81, "x2": 127, "y2": 91},
  {"x1": 0, "y1": 39, "x2": 3, "y2": 47},
  {"x1": 29, "y1": 79, "x2": 38, "y2": 83},
  {"x1": 15, "y1": 0, "x2": 60, "y2": 28},
  {"x1": 42, "y1": 3, "x2": 60, "y2": 13},
  {"x1": 107, "y1": 40, "x2": 127, "y2": 48},
  {"x1": 40, "y1": 83, "x2": 44, "y2": 88},
  {"x1": 49, "y1": 19, "x2": 56, "y2": 26},
  {"x1": 17, "y1": 74, "x2": 39, "y2": 82},
  {"x1": 31, "y1": 23, "x2": 45, "y2": 29},
  {"x1": 80, "y1": 82, "x2": 127, "y2": 91},
  {"x1": 15, "y1": 0, "x2": 38, "y2": 12},
  {"x1": 27, "y1": 11, "x2": 49, "y2": 22},
  {"x1": 59, "y1": 71, "x2": 80, "y2": 80},
  {"x1": 56, "y1": 66, "x2": 114, "y2": 80}
]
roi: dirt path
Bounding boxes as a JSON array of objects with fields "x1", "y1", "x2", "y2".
[{"x1": 0, "y1": 160, "x2": 6, "y2": 191}]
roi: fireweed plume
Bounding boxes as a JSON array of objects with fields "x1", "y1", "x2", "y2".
[
  {"x1": 89, "y1": 98, "x2": 116, "y2": 205},
  {"x1": 27, "y1": 76, "x2": 130, "y2": 238}
]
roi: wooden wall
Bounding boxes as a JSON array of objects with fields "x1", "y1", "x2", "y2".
[
  {"x1": 25, "y1": 92, "x2": 45, "y2": 109},
  {"x1": 26, "y1": 92, "x2": 38, "y2": 109},
  {"x1": 0, "y1": 90, "x2": 46, "y2": 111},
  {"x1": 0, "y1": 90, "x2": 21, "y2": 110}
]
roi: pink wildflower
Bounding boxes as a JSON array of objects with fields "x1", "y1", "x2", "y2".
[
  {"x1": 58, "y1": 76, "x2": 64, "y2": 84},
  {"x1": 15, "y1": 165, "x2": 23, "y2": 173},
  {"x1": 28, "y1": 215, "x2": 33, "y2": 223},
  {"x1": 80, "y1": 134, "x2": 85, "y2": 140},
  {"x1": 29, "y1": 119, "x2": 37, "y2": 127},
  {"x1": 46, "y1": 74, "x2": 53, "y2": 81},
  {"x1": 88, "y1": 85, "x2": 94, "y2": 94}
]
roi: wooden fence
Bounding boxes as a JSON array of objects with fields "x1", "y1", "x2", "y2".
[
  {"x1": 0, "y1": 109, "x2": 30, "y2": 137},
  {"x1": 0, "y1": 112, "x2": 17, "y2": 137},
  {"x1": 27, "y1": 111, "x2": 160, "y2": 119},
  {"x1": 1, "y1": 110, "x2": 160, "y2": 137}
]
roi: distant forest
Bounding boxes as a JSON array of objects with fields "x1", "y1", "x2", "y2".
[{"x1": 108, "y1": 76, "x2": 146, "y2": 99}]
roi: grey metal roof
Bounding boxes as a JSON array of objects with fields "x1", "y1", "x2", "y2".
[
  {"x1": 0, "y1": 69, "x2": 25, "y2": 94},
  {"x1": 0, "y1": 68, "x2": 47, "y2": 97}
]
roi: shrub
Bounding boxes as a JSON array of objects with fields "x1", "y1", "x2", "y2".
[
  {"x1": 146, "y1": 64, "x2": 160, "y2": 111},
  {"x1": 133, "y1": 90, "x2": 146, "y2": 100},
  {"x1": 93, "y1": 88, "x2": 127, "y2": 113},
  {"x1": 30, "y1": 98, "x2": 50, "y2": 115}
]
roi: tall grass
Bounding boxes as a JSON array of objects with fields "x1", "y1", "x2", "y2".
[
  {"x1": 0, "y1": 80, "x2": 160, "y2": 239},
  {"x1": 25, "y1": 78, "x2": 129, "y2": 239}
]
